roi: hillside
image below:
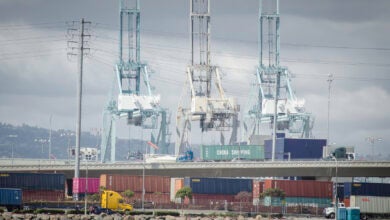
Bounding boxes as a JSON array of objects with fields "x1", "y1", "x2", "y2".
[{"x1": 0, "y1": 123, "x2": 172, "y2": 161}]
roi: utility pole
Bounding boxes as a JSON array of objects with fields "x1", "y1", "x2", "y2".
[
  {"x1": 327, "y1": 74, "x2": 333, "y2": 144},
  {"x1": 49, "y1": 115, "x2": 52, "y2": 160},
  {"x1": 272, "y1": 71, "x2": 280, "y2": 161},
  {"x1": 67, "y1": 18, "x2": 91, "y2": 201}
]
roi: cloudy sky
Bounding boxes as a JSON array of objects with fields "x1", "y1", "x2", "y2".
[{"x1": 0, "y1": 0, "x2": 389, "y2": 158}]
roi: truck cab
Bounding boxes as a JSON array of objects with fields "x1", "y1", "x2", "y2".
[
  {"x1": 101, "y1": 190, "x2": 133, "y2": 212},
  {"x1": 324, "y1": 202, "x2": 345, "y2": 218}
]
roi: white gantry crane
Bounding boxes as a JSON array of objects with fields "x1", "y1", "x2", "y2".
[
  {"x1": 100, "y1": 0, "x2": 168, "y2": 163},
  {"x1": 244, "y1": 0, "x2": 314, "y2": 142},
  {"x1": 175, "y1": 0, "x2": 239, "y2": 156}
]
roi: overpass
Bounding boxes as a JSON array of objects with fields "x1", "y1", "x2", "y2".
[{"x1": 1, "y1": 158, "x2": 389, "y2": 179}]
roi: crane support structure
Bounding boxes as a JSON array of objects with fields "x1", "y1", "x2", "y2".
[
  {"x1": 101, "y1": 0, "x2": 163, "y2": 163},
  {"x1": 175, "y1": 0, "x2": 239, "y2": 155},
  {"x1": 244, "y1": 0, "x2": 313, "y2": 142}
]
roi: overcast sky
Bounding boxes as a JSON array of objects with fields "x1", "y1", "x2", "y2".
[{"x1": 0, "y1": 0, "x2": 389, "y2": 158}]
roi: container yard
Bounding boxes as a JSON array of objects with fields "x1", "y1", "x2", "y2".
[{"x1": 0, "y1": 0, "x2": 389, "y2": 218}]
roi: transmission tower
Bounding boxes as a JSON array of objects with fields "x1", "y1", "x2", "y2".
[
  {"x1": 175, "y1": 0, "x2": 239, "y2": 155},
  {"x1": 100, "y1": 0, "x2": 167, "y2": 162},
  {"x1": 244, "y1": 0, "x2": 313, "y2": 143}
]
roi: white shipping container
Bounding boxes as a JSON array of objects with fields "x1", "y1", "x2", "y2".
[
  {"x1": 170, "y1": 178, "x2": 176, "y2": 201},
  {"x1": 350, "y1": 196, "x2": 390, "y2": 214}
]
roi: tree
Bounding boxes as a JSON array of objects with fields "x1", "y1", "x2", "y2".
[
  {"x1": 175, "y1": 186, "x2": 192, "y2": 213},
  {"x1": 123, "y1": 189, "x2": 135, "y2": 203},
  {"x1": 235, "y1": 191, "x2": 252, "y2": 215},
  {"x1": 259, "y1": 188, "x2": 286, "y2": 216},
  {"x1": 259, "y1": 188, "x2": 286, "y2": 199}
]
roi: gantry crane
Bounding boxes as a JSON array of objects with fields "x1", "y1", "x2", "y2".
[
  {"x1": 100, "y1": 0, "x2": 169, "y2": 162},
  {"x1": 244, "y1": 0, "x2": 313, "y2": 142},
  {"x1": 175, "y1": 0, "x2": 239, "y2": 155}
]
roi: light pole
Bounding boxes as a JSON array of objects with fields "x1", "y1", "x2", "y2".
[
  {"x1": 365, "y1": 136, "x2": 382, "y2": 158},
  {"x1": 327, "y1": 74, "x2": 333, "y2": 143},
  {"x1": 34, "y1": 138, "x2": 49, "y2": 158},
  {"x1": 84, "y1": 157, "x2": 88, "y2": 215},
  {"x1": 332, "y1": 156, "x2": 338, "y2": 220},
  {"x1": 8, "y1": 134, "x2": 18, "y2": 165},
  {"x1": 61, "y1": 132, "x2": 75, "y2": 161}
]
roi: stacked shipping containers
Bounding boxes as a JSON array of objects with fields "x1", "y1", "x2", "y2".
[
  {"x1": 100, "y1": 174, "x2": 171, "y2": 203},
  {"x1": 263, "y1": 179, "x2": 333, "y2": 207},
  {"x1": 343, "y1": 182, "x2": 390, "y2": 215},
  {"x1": 0, "y1": 173, "x2": 65, "y2": 202}
]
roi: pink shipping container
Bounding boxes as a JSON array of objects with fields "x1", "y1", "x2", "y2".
[
  {"x1": 73, "y1": 177, "x2": 100, "y2": 194},
  {"x1": 264, "y1": 179, "x2": 333, "y2": 198},
  {"x1": 23, "y1": 189, "x2": 65, "y2": 202},
  {"x1": 100, "y1": 174, "x2": 170, "y2": 193}
]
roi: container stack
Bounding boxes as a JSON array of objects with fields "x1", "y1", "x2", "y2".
[
  {"x1": 263, "y1": 179, "x2": 333, "y2": 207},
  {"x1": 0, "y1": 173, "x2": 65, "y2": 202},
  {"x1": 100, "y1": 174, "x2": 171, "y2": 204},
  {"x1": 344, "y1": 182, "x2": 390, "y2": 214}
]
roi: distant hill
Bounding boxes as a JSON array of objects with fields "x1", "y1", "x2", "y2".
[{"x1": 0, "y1": 122, "x2": 173, "y2": 161}]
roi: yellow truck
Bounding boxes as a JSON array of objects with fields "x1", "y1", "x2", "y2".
[{"x1": 101, "y1": 190, "x2": 133, "y2": 212}]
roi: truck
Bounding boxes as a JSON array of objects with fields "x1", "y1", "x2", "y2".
[
  {"x1": 101, "y1": 190, "x2": 133, "y2": 212},
  {"x1": 349, "y1": 195, "x2": 390, "y2": 220},
  {"x1": 177, "y1": 150, "x2": 194, "y2": 162},
  {"x1": 0, "y1": 188, "x2": 22, "y2": 211},
  {"x1": 323, "y1": 146, "x2": 355, "y2": 160},
  {"x1": 323, "y1": 202, "x2": 345, "y2": 218}
]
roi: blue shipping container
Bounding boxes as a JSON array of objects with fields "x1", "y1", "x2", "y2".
[
  {"x1": 185, "y1": 178, "x2": 252, "y2": 195},
  {"x1": 344, "y1": 182, "x2": 390, "y2": 198},
  {"x1": 264, "y1": 138, "x2": 326, "y2": 160},
  {"x1": 0, "y1": 173, "x2": 65, "y2": 190},
  {"x1": 0, "y1": 188, "x2": 22, "y2": 206}
]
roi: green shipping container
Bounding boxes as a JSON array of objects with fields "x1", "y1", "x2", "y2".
[{"x1": 201, "y1": 145, "x2": 264, "y2": 161}]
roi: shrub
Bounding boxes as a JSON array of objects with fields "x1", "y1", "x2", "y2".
[{"x1": 154, "y1": 211, "x2": 180, "y2": 217}]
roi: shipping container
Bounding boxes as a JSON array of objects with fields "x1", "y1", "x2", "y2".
[
  {"x1": 344, "y1": 182, "x2": 390, "y2": 198},
  {"x1": 0, "y1": 188, "x2": 22, "y2": 208},
  {"x1": 284, "y1": 197, "x2": 332, "y2": 207},
  {"x1": 200, "y1": 145, "x2": 264, "y2": 161},
  {"x1": 131, "y1": 192, "x2": 170, "y2": 204},
  {"x1": 264, "y1": 179, "x2": 333, "y2": 198},
  {"x1": 264, "y1": 138, "x2": 326, "y2": 160},
  {"x1": 100, "y1": 174, "x2": 170, "y2": 193},
  {"x1": 72, "y1": 178, "x2": 100, "y2": 194},
  {"x1": 252, "y1": 180, "x2": 264, "y2": 199},
  {"x1": 22, "y1": 189, "x2": 65, "y2": 202},
  {"x1": 185, "y1": 177, "x2": 253, "y2": 195},
  {"x1": 191, "y1": 194, "x2": 238, "y2": 205},
  {"x1": 0, "y1": 173, "x2": 65, "y2": 190},
  {"x1": 350, "y1": 195, "x2": 390, "y2": 214}
]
